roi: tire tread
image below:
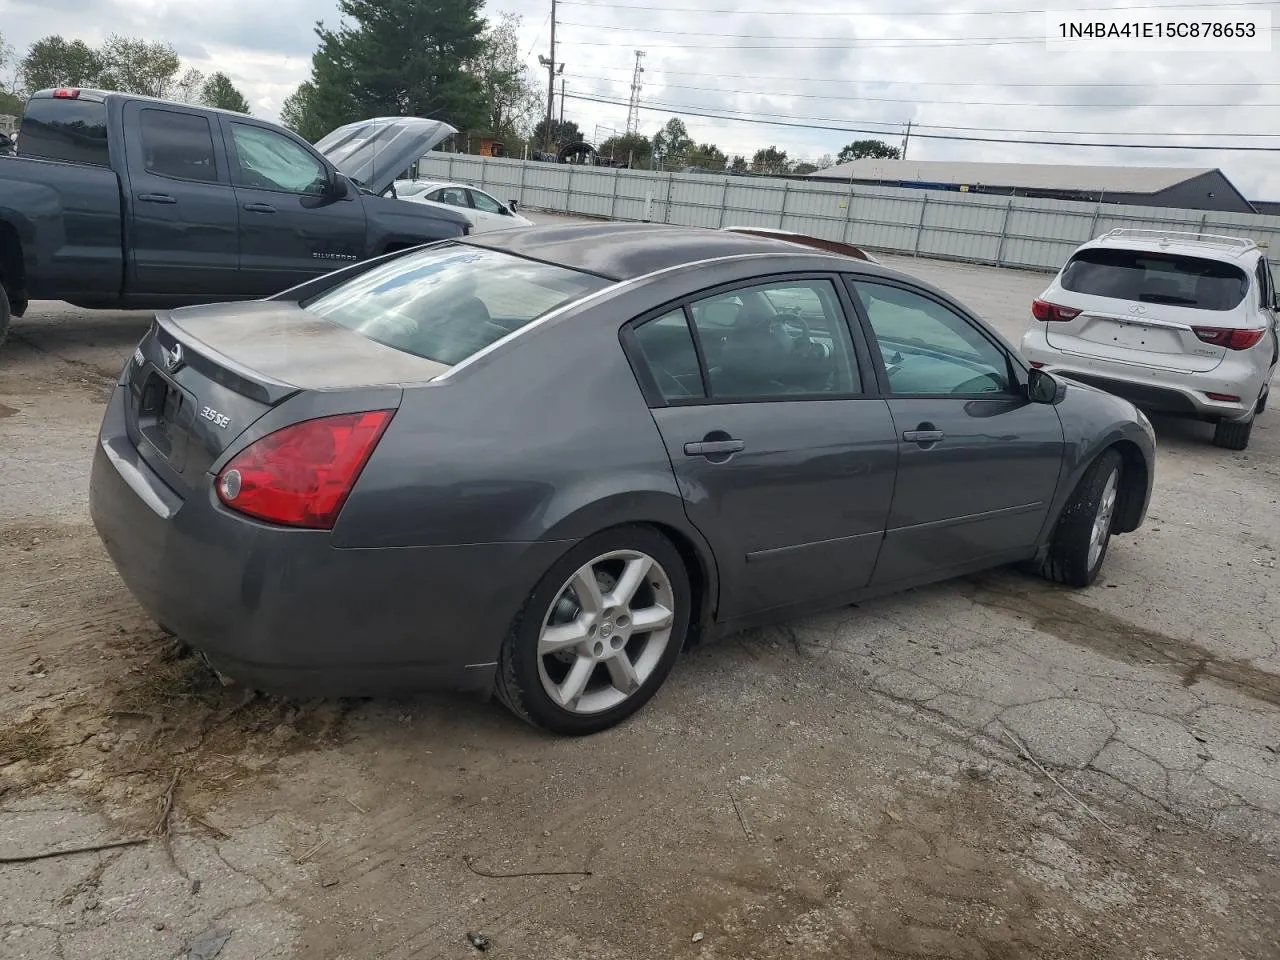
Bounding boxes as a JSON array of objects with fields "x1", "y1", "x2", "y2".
[{"x1": 1039, "y1": 448, "x2": 1123, "y2": 588}]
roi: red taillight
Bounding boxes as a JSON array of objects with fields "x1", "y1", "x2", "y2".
[
  {"x1": 215, "y1": 410, "x2": 394, "y2": 529},
  {"x1": 1206, "y1": 392, "x2": 1241, "y2": 402},
  {"x1": 1191, "y1": 326, "x2": 1266, "y2": 351},
  {"x1": 1029, "y1": 362, "x2": 1044, "y2": 368},
  {"x1": 1031, "y1": 299, "x2": 1082, "y2": 322},
  {"x1": 52, "y1": 87, "x2": 80, "y2": 99}
]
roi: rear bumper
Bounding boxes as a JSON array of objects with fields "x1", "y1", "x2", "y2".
[
  {"x1": 1021, "y1": 327, "x2": 1267, "y2": 421},
  {"x1": 89, "y1": 386, "x2": 570, "y2": 697}
]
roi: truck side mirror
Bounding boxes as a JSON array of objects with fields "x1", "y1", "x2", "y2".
[{"x1": 326, "y1": 175, "x2": 351, "y2": 200}]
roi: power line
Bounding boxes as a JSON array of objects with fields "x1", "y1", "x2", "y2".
[
  {"x1": 564, "y1": 91, "x2": 1280, "y2": 152},
  {"x1": 559, "y1": 0, "x2": 1272, "y2": 14},
  {"x1": 566, "y1": 66, "x2": 1280, "y2": 87},
  {"x1": 573, "y1": 73, "x2": 1280, "y2": 110}
]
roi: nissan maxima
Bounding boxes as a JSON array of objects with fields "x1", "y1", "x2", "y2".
[{"x1": 90, "y1": 223, "x2": 1156, "y2": 734}]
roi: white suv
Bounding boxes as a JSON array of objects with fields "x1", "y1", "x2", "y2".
[{"x1": 1021, "y1": 229, "x2": 1278, "y2": 450}]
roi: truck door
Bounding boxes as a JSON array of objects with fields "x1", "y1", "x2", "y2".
[
  {"x1": 218, "y1": 118, "x2": 368, "y2": 296},
  {"x1": 121, "y1": 101, "x2": 239, "y2": 297}
]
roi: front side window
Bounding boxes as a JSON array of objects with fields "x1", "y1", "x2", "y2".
[
  {"x1": 230, "y1": 123, "x2": 327, "y2": 194},
  {"x1": 1060, "y1": 247, "x2": 1249, "y2": 312},
  {"x1": 469, "y1": 190, "x2": 504, "y2": 214},
  {"x1": 687, "y1": 279, "x2": 860, "y2": 399},
  {"x1": 851, "y1": 280, "x2": 1012, "y2": 395},
  {"x1": 431, "y1": 187, "x2": 469, "y2": 207},
  {"x1": 302, "y1": 245, "x2": 611, "y2": 366},
  {"x1": 140, "y1": 109, "x2": 218, "y2": 183},
  {"x1": 18, "y1": 96, "x2": 109, "y2": 166}
]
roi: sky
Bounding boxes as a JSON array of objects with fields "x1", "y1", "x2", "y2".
[{"x1": 2, "y1": 0, "x2": 1278, "y2": 200}]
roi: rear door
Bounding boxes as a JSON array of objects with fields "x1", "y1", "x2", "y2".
[
  {"x1": 846, "y1": 277, "x2": 1065, "y2": 587},
  {"x1": 625, "y1": 275, "x2": 898, "y2": 621},
  {"x1": 219, "y1": 118, "x2": 368, "y2": 296},
  {"x1": 467, "y1": 188, "x2": 514, "y2": 230},
  {"x1": 121, "y1": 101, "x2": 239, "y2": 296},
  {"x1": 1044, "y1": 247, "x2": 1251, "y2": 373}
]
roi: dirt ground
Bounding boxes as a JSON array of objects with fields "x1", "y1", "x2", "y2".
[{"x1": 2, "y1": 237, "x2": 1279, "y2": 959}]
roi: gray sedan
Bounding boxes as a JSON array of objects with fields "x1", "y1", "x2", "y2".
[{"x1": 89, "y1": 223, "x2": 1156, "y2": 735}]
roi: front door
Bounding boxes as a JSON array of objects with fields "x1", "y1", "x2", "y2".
[
  {"x1": 846, "y1": 278, "x2": 1066, "y2": 586},
  {"x1": 220, "y1": 118, "x2": 368, "y2": 296},
  {"x1": 628, "y1": 277, "x2": 899, "y2": 620},
  {"x1": 122, "y1": 102, "x2": 239, "y2": 297}
]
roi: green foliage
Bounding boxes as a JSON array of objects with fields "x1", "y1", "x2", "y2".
[
  {"x1": 19, "y1": 36, "x2": 102, "y2": 92},
  {"x1": 599, "y1": 131, "x2": 652, "y2": 167},
  {"x1": 305, "y1": 0, "x2": 488, "y2": 137},
  {"x1": 531, "y1": 117, "x2": 582, "y2": 150},
  {"x1": 751, "y1": 145, "x2": 789, "y2": 175},
  {"x1": 836, "y1": 138, "x2": 900, "y2": 163},
  {"x1": 280, "y1": 81, "x2": 329, "y2": 142},
  {"x1": 200, "y1": 72, "x2": 251, "y2": 113},
  {"x1": 468, "y1": 12, "x2": 541, "y2": 142},
  {"x1": 686, "y1": 141, "x2": 727, "y2": 170},
  {"x1": 651, "y1": 116, "x2": 692, "y2": 167},
  {"x1": 729, "y1": 155, "x2": 749, "y2": 173}
]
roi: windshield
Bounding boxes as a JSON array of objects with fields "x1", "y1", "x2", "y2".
[
  {"x1": 301, "y1": 244, "x2": 612, "y2": 366},
  {"x1": 1060, "y1": 248, "x2": 1249, "y2": 311}
]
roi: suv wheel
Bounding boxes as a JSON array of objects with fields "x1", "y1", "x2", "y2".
[{"x1": 1039, "y1": 448, "x2": 1122, "y2": 588}]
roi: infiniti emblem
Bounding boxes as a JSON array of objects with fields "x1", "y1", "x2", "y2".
[
  {"x1": 162, "y1": 342, "x2": 183, "y2": 371},
  {"x1": 1129, "y1": 305, "x2": 1147, "y2": 315}
]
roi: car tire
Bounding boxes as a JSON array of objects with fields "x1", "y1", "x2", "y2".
[
  {"x1": 1038, "y1": 448, "x2": 1123, "y2": 588},
  {"x1": 0, "y1": 283, "x2": 11, "y2": 350},
  {"x1": 1212, "y1": 407, "x2": 1255, "y2": 451},
  {"x1": 495, "y1": 525, "x2": 692, "y2": 735}
]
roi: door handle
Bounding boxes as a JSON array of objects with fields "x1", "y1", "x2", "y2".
[
  {"x1": 137, "y1": 193, "x2": 176, "y2": 204},
  {"x1": 684, "y1": 438, "x2": 745, "y2": 457},
  {"x1": 902, "y1": 426, "x2": 945, "y2": 444},
  {"x1": 243, "y1": 202, "x2": 276, "y2": 213}
]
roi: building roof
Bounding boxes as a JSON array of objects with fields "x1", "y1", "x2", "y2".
[
  {"x1": 461, "y1": 222, "x2": 885, "y2": 281},
  {"x1": 806, "y1": 159, "x2": 1219, "y2": 195}
]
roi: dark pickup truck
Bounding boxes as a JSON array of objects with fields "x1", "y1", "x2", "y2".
[{"x1": 0, "y1": 87, "x2": 472, "y2": 345}]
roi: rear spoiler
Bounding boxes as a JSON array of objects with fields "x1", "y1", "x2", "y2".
[{"x1": 721, "y1": 226, "x2": 879, "y2": 264}]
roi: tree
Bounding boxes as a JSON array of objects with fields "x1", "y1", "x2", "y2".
[
  {"x1": 280, "y1": 81, "x2": 330, "y2": 142},
  {"x1": 0, "y1": 31, "x2": 21, "y2": 115},
  {"x1": 651, "y1": 116, "x2": 692, "y2": 168},
  {"x1": 19, "y1": 36, "x2": 102, "y2": 93},
  {"x1": 687, "y1": 142, "x2": 727, "y2": 170},
  {"x1": 468, "y1": 12, "x2": 540, "y2": 142},
  {"x1": 836, "y1": 138, "x2": 900, "y2": 163},
  {"x1": 729, "y1": 154, "x2": 749, "y2": 173},
  {"x1": 791, "y1": 161, "x2": 818, "y2": 175},
  {"x1": 307, "y1": 0, "x2": 488, "y2": 136},
  {"x1": 751, "y1": 145, "x2": 789, "y2": 175},
  {"x1": 96, "y1": 35, "x2": 203, "y2": 100},
  {"x1": 200, "y1": 72, "x2": 251, "y2": 113},
  {"x1": 599, "y1": 131, "x2": 652, "y2": 167},
  {"x1": 531, "y1": 117, "x2": 581, "y2": 150}
]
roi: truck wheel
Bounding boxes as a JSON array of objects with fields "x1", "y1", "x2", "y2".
[{"x1": 0, "y1": 284, "x2": 11, "y2": 350}]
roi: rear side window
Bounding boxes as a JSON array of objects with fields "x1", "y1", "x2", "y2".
[
  {"x1": 301, "y1": 245, "x2": 611, "y2": 366},
  {"x1": 139, "y1": 108, "x2": 219, "y2": 183},
  {"x1": 19, "y1": 97, "x2": 110, "y2": 166},
  {"x1": 1060, "y1": 248, "x2": 1249, "y2": 312}
]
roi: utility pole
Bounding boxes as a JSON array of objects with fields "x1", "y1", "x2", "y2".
[
  {"x1": 625, "y1": 50, "x2": 646, "y2": 136},
  {"x1": 901, "y1": 120, "x2": 912, "y2": 160},
  {"x1": 537, "y1": 0, "x2": 563, "y2": 155},
  {"x1": 560, "y1": 78, "x2": 566, "y2": 127}
]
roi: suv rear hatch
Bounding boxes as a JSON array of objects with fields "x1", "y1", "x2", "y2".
[
  {"x1": 1043, "y1": 247, "x2": 1252, "y2": 373},
  {"x1": 123, "y1": 302, "x2": 448, "y2": 496}
]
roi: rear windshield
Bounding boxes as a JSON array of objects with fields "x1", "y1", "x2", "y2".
[
  {"x1": 1060, "y1": 248, "x2": 1249, "y2": 311},
  {"x1": 301, "y1": 244, "x2": 612, "y2": 365},
  {"x1": 19, "y1": 96, "x2": 110, "y2": 166}
]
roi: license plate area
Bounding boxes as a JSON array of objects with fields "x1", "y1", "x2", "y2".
[
  {"x1": 137, "y1": 371, "x2": 193, "y2": 469},
  {"x1": 1080, "y1": 317, "x2": 1183, "y2": 354}
]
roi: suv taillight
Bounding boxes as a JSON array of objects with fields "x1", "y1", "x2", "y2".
[
  {"x1": 1031, "y1": 299, "x2": 1081, "y2": 322},
  {"x1": 215, "y1": 410, "x2": 394, "y2": 529},
  {"x1": 1192, "y1": 326, "x2": 1266, "y2": 351}
]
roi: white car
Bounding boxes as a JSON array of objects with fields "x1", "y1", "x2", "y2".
[
  {"x1": 393, "y1": 180, "x2": 533, "y2": 233},
  {"x1": 1021, "y1": 228, "x2": 1279, "y2": 450}
]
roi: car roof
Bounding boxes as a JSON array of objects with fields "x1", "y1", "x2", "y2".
[
  {"x1": 459, "y1": 222, "x2": 888, "y2": 282},
  {"x1": 1081, "y1": 229, "x2": 1262, "y2": 264}
]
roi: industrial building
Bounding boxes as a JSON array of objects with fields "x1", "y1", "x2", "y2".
[{"x1": 804, "y1": 159, "x2": 1257, "y2": 214}]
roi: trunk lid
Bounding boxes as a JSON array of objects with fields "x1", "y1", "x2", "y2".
[
  {"x1": 124, "y1": 302, "x2": 448, "y2": 493},
  {"x1": 1044, "y1": 302, "x2": 1229, "y2": 373},
  {"x1": 314, "y1": 117, "x2": 457, "y2": 195}
]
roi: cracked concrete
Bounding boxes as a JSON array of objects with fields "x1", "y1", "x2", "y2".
[{"x1": 2, "y1": 221, "x2": 1279, "y2": 956}]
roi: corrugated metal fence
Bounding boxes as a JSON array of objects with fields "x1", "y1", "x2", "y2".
[{"x1": 418, "y1": 153, "x2": 1280, "y2": 273}]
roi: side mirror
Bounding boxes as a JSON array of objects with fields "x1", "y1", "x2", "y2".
[
  {"x1": 508, "y1": 199, "x2": 518, "y2": 212},
  {"x1": 1027, "y1": 367, "x2": 1064, "y2": 405},
  {"x1": 326, "y1": 175, "x2": 351, "y2": 200}
]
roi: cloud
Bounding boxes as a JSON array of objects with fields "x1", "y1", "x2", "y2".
[{"x1": 2, "y1": 0, "x2": 1277, "y2": 199}]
